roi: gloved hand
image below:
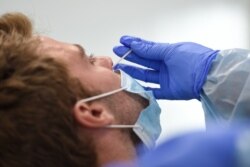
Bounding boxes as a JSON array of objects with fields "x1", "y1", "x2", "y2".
[{"x1": 113, "y1": 36, "x2": 219, "y2": 100}]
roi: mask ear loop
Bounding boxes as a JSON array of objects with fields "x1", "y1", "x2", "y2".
[
  {"x1": 77, "y1": 87, "x2": 127, "y2": 103},
  {"x1": 79, "y1": 50, "x2": 132, "y2": 104},
  {"x1": 110, "y1": 50, "x2": 145, "y2": 131},
  {"x1": 106, "y1": 124, "x2": 143, "y2": 130},
  {"x1": 77, "y1": 50, "x2": 143, "y2": 130}
]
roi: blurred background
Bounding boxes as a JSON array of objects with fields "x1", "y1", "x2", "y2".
[{"x1": 1, "y1": 0, "x2": 250, "y2": 143}]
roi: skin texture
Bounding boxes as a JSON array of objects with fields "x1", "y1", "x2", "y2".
[
  {"x1": 0, "y1": 12, "x2": 148, "y2": 167},
  {"x1": 38, "y1": 36, "x2": 148, "y2": 166}
]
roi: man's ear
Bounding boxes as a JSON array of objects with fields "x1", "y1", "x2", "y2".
[{"x1": 73, "y1": 101, "x2": 114, "y2": 128}]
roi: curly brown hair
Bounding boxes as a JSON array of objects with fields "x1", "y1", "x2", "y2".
[{"x1": 0, "y1": 13, "x2": 97, "y2": 167}]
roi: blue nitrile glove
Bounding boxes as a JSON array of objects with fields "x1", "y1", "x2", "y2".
[
  {"x1": 106, "y1": 125, "x2": 248, "y2": 167},
  {"x1": 113, "y1": 36, "x2": 219, "y2": 100}
]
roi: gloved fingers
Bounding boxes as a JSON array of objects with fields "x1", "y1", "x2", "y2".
[
  {"x1": 113, "y1": 45, "x2": 161, "y2": 70},
  {"x1": 120, "y1": 36, "x2": 141, "y2": 47},
  {"x1": 130, "y1": 40, "x2": 166, "y2": 61},
  {"x1": 143, "y1": 87, "x2": 175, "y2": 100},
  {"x1": 113, "y1": 45, "x2": 130, "y2": 58},
  {"x1": 119, "y1": 35, "x2": 166, "y2": 61},
  {"x1": 114, "y1": 64, "x2": 160, "y2": 84},
  {"x1": 120, "y1": 35, "x2": 153, "y2": 47}
]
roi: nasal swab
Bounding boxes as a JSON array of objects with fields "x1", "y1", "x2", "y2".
[{"x1": 113, "y1": 50, "x2": 132, "y2": 68}]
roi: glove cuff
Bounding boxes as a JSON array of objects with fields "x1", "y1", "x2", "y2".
[{"x1": 194, "y1": 50, "x2": 220, "y2": 100}]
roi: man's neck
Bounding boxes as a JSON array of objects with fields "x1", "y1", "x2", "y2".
[{"x1": 95, "y1": 130, "x2": 137, "y2": 167}]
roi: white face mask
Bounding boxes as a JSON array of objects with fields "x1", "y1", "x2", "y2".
[{"x1": 76, "y1": 70, "x2": 162, "y2": 148}]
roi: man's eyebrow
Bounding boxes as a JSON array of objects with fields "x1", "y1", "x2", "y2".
[{"x1": 73, "y1": 44, "x2": 86, "y2": 57}]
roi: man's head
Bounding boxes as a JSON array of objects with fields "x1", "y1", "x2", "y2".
[{"x1": 0, "y1": 12, "x2": 147, "y2": 167}]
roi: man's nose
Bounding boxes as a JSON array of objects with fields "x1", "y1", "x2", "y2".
[{"x1": 95, "y1": 56, "x2": 113, "y2": 70}]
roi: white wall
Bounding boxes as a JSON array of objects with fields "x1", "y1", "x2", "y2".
[{"x1": 1, "y1": 0, "x2": 250, "y2": 143}]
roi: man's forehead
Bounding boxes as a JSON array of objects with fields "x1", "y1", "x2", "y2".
[
  {"x1": 37, "y1": 36, "x2": 85, "y2": 55},
  {"x1": 37, "y1": 36, "x2": 63, "y2": 51},
  {"x1": 38, "y1": 35, "x2": 57, "y2": 44}
]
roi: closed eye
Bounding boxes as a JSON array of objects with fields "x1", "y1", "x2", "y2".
[{"x1": 73, "y1": 44, "x2": 86, "y2": 59}]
